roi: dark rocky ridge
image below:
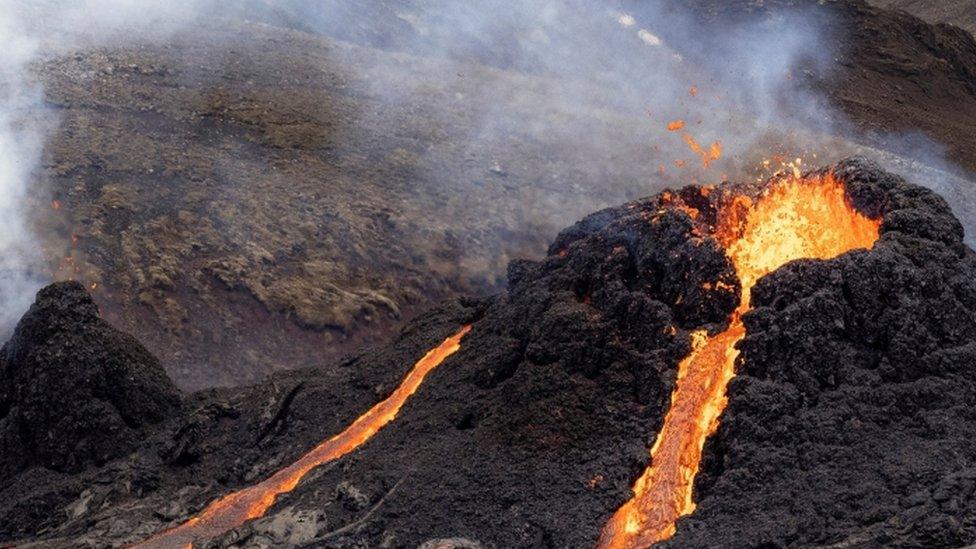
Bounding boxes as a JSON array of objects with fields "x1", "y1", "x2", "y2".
[
  {"x1": 674, "y1": 0, "x2": 976, "y2": 174},
  {"x1": 2, "y1": 158, "x2": 976, "y2": 548},
  {"x1": 0, "y1": 281, "x2": 179, "y2": 477}
]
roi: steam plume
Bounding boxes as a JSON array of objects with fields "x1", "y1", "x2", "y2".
[{"x1": 0, "y1": 4, "x2": 43, "y2": 331}]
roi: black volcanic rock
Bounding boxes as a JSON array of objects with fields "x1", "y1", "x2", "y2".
[
  {"x1": 219, "y1": 158, "x2": 976, "y2": 548},
  {"x1": 0, "y1": 281, "x2": 180, "y2": 477}
]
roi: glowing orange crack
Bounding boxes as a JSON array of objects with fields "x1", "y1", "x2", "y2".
[
  {"x1": 599, "y1": 173, "x2": 880, "y2": 548},
  {"x1": 138, "y1": 325, "x2": 472, "y2": 548}
]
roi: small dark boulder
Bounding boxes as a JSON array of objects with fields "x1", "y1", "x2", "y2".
[{"x1": 0, "y1": 281, "x2": 180, "y2": 477}]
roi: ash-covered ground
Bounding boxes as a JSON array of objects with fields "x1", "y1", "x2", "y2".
[
  {"x1": 3, "y1": 158, "x2": 976, "y2": 548},
  {"x1": 871, "y1": 0, "x2": 976, "y2": 35}
]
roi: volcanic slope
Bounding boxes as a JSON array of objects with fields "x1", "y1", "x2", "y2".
[
  {"x1": 4, "y1": 158, "x2": 976, "y2": 548},
  {"x1": 31, "y1": 0, "x2": 976, "y2": 392},
  {"x1": 870, "y1": 0, "x2": 976, "y2": 35},
  {"x1": 34, "y1": 16, "x2": 664, "y2": 391},
  {"x1": 678, "y1": 0, "x2": 976, "y2": 175}
]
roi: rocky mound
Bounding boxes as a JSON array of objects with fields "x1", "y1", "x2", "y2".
[
  {"x1": 0, "y1": 281, "x2": 180, "y2": 478},
  {"x1": 2, "y1": 159, "x2": 976, "y2": 549},
  {"x1": 198, "y1": 158, "x2": 974, "y2": 549}
]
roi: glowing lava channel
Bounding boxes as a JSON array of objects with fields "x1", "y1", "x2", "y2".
[
  {"x1": 139, "y1": 325, "x2": 472, "y2": 548},
  {"x1": 598, "y1": 173, "x2": 880, "y2": 548}
]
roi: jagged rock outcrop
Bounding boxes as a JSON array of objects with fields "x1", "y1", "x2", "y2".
[{"x1": 0, "y1": 281, "x2": 180, "y2": 478}]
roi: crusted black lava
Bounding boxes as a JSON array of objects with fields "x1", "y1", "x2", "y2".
[
  {"x1": 2, "y1": 158, "x2": 976, "y2": 549},
  {"x1": 0, "y1": 281, "x2": 181, "y2": 537},
  {"x1": 0, "y1": 281, "x2": 180, "y2": 478}
]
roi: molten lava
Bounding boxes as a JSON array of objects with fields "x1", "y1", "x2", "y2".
[
  {"x1": 667, "y1": 120, "x2": 685, "y2": 132},
  {"x1": 599, "y1": 172, "x2": 880, "y2": 548},
  {"x1": 139, "y1": 325, "x2": 472, "y2": 548},
  {"x1": 682, "y1": 133, "x2": 722, "y2": 167}
]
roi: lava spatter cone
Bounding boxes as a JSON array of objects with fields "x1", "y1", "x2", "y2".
[{"x1": 599, "y1": 168, "x2": 881, "y2": 548}]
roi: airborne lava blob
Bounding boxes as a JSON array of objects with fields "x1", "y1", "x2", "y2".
[
  {"x1": 139, "y1": 325, "x2": 472, "y2": 548},
  {"x1": 599, "y1": 173, "x2": 880, "y2": 548}
]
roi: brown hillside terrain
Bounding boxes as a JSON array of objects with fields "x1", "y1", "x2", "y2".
[
  {"x1": 26, "y1": 0, "x2": 976, "y2": 390},
  {"x1": 871, "y1": 0, "x2": 976, "y2": 34},
  {"x1": 34, "y1": 20, "x2": 667, "y2": 389}
]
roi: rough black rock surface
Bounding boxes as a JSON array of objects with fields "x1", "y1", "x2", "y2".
[
  {"x1": 0, "y1": 281, "x2": 180, "y2": 478},
  {"x1": 3, "y1": 159, "x2": 976, "y2": 549},
  {"x1": 0, "y1": 297, "x2": 483, "y2": 542},
  {"x1": 209, "y1": 158, "x2": 976, "y2": 549}
]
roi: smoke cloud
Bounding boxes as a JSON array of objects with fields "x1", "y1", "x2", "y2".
[
  {"x1": 0, "y1": 0, "x2": 207, "y2": 332},
  {"x1": 319, "y1": 0, "x2": 839, "y2": 173},
  {"x1": 0, "y1": 4, "x2": 44, "y2": 331}
]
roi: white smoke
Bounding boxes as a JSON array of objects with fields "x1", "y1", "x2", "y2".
[
  {"x1": 0, "y1": 4, "x2": 44, "y2": 330},
  {"x1": 273, "y1": 0, "x2": 974, "y2": 236},
  {"x1": 306, "y1": 0, "x2": 842, "y2": 179},
  {"x1": 0, "y1": 0, "x2": 207, "y2": 332}
]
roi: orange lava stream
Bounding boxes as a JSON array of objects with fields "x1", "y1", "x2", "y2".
[
  {"x1": 598, "y1": 173, "x2": 880, "y2": 548},
  {"x1": 138, "y1": 325, "x2": 472, "y2": 549}
]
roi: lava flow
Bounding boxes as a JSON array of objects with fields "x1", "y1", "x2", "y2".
[
  {"x1": 138, "y1": 325, "x2": 472, "y2": 548},
  {"x1": 598, "y1": 172, "x2": 881, "y2": 548}
]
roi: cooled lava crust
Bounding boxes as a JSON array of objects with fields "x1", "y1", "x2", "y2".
[
  {"x1": 1, "y1": 157, "x2": 975, "y2": 548},
  {"x1": 0, "y1": 281, "x2": 179, "y2": 477}
]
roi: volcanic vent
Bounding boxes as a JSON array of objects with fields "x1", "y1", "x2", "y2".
[
  {"x1": 599, "y1": 169, "x2": 881, "y2": 547},
  {"x1": 2, "y1": 158, "x2": 976, "y2": 548}
]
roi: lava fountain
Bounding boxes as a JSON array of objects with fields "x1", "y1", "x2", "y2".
[
  {"x1": 138, "y1": 325, "x2": 472, "y2": 548},
  {"x1": 598, "y1": 172, "x2": 881, "y2": 548}
]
